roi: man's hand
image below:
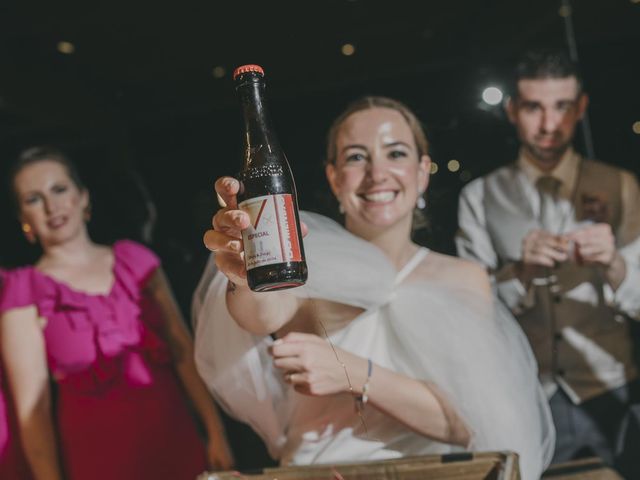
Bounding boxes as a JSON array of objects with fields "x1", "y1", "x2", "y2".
[
  {"x1": 564, "y1": 223, "x2": 616, "y2": 267},
  {"x1": 565, "y1": 223, "x2": 626, "y2": 290},
  {"x1": 516, "y1": 229, "x2": 570, "y2": 286}
]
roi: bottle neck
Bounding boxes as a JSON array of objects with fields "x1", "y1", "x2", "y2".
[{"x1": 237, "y1": 79, "x2": 280, "y2": 157}]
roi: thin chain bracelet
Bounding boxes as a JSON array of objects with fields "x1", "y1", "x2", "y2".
[{"x1": 355, "y1": 358, "x2": 372, "y2": 413}]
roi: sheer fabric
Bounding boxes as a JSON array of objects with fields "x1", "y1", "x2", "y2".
[{"x1": 194, "y1": 212, "x2": 554, "y2": 480}]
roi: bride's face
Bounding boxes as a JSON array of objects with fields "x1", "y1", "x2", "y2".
[{"x1": 326, "y1": 107, "x2": 429, "y2": 233}]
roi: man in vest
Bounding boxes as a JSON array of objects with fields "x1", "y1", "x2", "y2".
[{"x1": 456, "y1": 49, "x2": 640, "y2": 476}]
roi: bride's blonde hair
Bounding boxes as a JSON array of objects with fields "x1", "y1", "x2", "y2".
[{"x1": 325, "y1": 96, "x2": 429, "y2": 166}]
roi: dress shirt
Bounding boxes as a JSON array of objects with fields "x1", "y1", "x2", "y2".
[{"x1": 457, "y1": 148, "x2": 640, "y2": 403}]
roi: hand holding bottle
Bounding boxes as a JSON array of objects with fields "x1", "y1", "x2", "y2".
[
  {"x1": 204, "y1": 176, "x2": 308, "y2": 288},
  {"x1": 204, "y1": 176, "x2": 251, "y2": 286}
]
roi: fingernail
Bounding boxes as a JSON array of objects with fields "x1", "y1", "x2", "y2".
[{"x1": 272, "y1": 339, "x2": 283, "y2": 345}]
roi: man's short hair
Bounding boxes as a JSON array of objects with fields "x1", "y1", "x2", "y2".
[{"x1": 511, "y1": 49, "x2": 583, "y2": 97}]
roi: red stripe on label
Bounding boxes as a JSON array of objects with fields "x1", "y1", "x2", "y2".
[
  {"x1": 283, "y1": 195, "x2": 301, "y2": 261},
  {"x1": 253, "y1": 199, "x2": 268, "y2": 229},
  {"x1": 273, "y1": 196, "x2": 287, "y2": 261}
]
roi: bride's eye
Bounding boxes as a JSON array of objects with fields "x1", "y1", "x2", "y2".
[
  {"x1": 388, "y1": 150, "x2": 408, "y2": 160},
  {"x1": 345, "y1": 152, "x2": 366, "y2": 163}
]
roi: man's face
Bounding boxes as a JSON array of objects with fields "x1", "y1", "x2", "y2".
[{"x1": 507, "y1": 76, "x2": 588, "y2": 171}]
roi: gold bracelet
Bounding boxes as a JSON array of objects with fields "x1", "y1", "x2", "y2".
[{"x1": 355, "y1": 358, "x2": 373, "y2": 412}]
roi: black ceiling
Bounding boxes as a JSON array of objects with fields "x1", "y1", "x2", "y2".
[
  {"x1": 1, "y1": 0, "x2": 638, "y2": 135},
  {"x1": 0, "y1": 0, "x2": 638, "y2": 267}
]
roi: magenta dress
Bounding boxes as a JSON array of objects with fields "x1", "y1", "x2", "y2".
[{"x1": 0, "y1": 241, "x2": 207, "y2": 480}]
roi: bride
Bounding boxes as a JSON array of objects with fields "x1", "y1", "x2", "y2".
[{"x1": 193, "y1": 96, "x2": 554, "y2": 479}]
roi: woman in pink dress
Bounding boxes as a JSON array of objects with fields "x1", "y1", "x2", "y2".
[{"x1": 0, "y1": 146, "x2": 233, "y2": 480}]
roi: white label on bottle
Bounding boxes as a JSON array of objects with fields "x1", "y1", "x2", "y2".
[{"x1": 239, "y1": 194, "x2": 302, "y2": 271}]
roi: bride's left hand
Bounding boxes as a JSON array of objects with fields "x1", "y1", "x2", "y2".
[{"x1": 269, "y1": 332, "x2": 364, "y2": 396}]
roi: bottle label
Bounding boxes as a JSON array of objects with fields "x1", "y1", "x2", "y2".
[{"x1": 239, "y1": 194, "x2": 302, "y2": 271}]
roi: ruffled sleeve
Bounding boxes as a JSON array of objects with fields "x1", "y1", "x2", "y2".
[
  {"x1": 111, "y1": 239, "x2": 171, "y2": 364},
  {"x1": 0, "y1": 268, "x2": 39, "y2": 314},
  {"x1": 113, "y1": 240, "x2": 160, "y2": 288}
]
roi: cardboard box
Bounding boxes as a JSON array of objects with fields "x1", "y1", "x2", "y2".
[
  {"x1": 542, "y1": 458, "x2": 622, "y2": 479},
  {"x1": 197, "y1": 451, "x2": 520, "y2": 480}
]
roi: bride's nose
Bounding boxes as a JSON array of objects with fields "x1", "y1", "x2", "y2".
[{"x1": 365, "y1": 158, "x2": 388, "y2": 183}]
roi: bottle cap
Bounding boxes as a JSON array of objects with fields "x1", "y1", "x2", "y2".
[{"x1": 233, "y1": 65, "x2": 265, "y2": 80}]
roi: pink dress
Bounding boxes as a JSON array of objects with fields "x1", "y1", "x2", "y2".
[{"x1": 0, "y1": 241, "x2": 207, "y2": 480}]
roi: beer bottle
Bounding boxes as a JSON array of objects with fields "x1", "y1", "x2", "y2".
[{"x1": 233, "y1": 64, "x2": 308, "y2": 292}]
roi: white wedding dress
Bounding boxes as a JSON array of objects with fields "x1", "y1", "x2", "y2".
[{"x1": 193, "y1": 212, "x2": 554, "y2": 480}]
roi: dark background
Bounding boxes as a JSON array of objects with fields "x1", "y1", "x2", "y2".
[
  {"x1": 0, "y1": 0, "x2": 639, "y2": 467},
  {"x1": 2, "y1": 0, "x2": 639, "y2": 264}
]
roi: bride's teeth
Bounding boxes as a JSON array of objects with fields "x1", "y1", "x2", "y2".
[{"x1": 364, "y1": 191, "x2": 395, "y2": 202}]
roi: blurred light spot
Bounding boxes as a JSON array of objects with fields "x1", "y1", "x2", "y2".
[
  {"x1": 633, "y1": 121, "x2": 640, "y2": 134},
  {"x1": 430, "y1": 162, "x2": 439, "y2": 175},
  {"x1": 482, "y1": 87, "x2": 503, "y2": 105},
  {"x1": 212, "y1": 66, "x2": 226, "y2": 79},
  {"x1": 558, "y1": 5, "x2": 571, "y2": 16},
  {"x1": 447, "y1": 159, "x2": 460, "y2": 172},
  {"x1": 632, "y1": 0, "x2": 640, "y2": 4},
  {"x1": 341, "y1": 43, "x2": 355, "y2": 56},
  {"x1": 460, "y1": 170, "x2": 472, "y2": 182},
  {"x1": 57, "y1": 41, "x2": 75, "y2": 54}
]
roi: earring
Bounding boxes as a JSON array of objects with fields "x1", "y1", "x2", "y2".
[
  {"x1": 22, "y1": 223, "x2": 36, "y2": 244},
  {"x1": 416, "y1": 193, "x2": 426, "y2": 210},
  {"x1": 338, "y1": 203, "x2": 345, "y2": 214}
]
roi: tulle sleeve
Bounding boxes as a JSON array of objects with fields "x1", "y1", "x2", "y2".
[
  {"x1": 192, "y1": 212, "x2": 395, "y2": 457},
  {"x1": 193, "y1": 269, "x2": 288, "y2": 458},
  {"x1": 289, "y1": 212, "x2": 396, "y2": 308},
  {"x1": 382, "y1": 284, "x2": 554, "y2": 480}
]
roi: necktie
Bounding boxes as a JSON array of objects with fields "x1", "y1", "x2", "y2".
[{"x1": 536, "y1": 175, "x2": 563, "y2": 233}]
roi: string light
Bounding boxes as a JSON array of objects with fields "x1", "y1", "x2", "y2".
[
  {"x1": 633, "y1": 121, "x2": 640, "y2": 134},
  {"x1": 447, "y1": 159, "x2": 460, "y2": 172},
  {"x1": 57, "y1": 41, "x2": 75, "y2": 54},
  {"x1": 212, "y1": 66, "x2": 226, "y2": 79},
  {"x1": 430, "y1": 162, "x2": 439, "y2": 175},
  {"x1": 482, "y1": 87, "x2": 503, "y2": 105},
  {"x1": 341, "y1": 44, "x2": 355, "y2": 56}
]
